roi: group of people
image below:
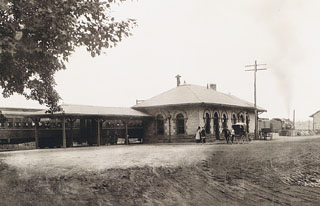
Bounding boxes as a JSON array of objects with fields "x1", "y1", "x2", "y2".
[
  {"x1": 195, "y1": 126, "x2": 236, "y2": 144},
  {"x1": 195, "y1": 126, "x2": 206, "y2": 143}
]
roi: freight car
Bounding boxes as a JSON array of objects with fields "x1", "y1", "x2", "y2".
[{"x1": 258, "y1": 118, "x2": 294, "y2": 138}]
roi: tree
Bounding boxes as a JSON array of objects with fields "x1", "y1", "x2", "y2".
[{"x1": 0, "y1": 0, "x2": 136, "y2": 112}]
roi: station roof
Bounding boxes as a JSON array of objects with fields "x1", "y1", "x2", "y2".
[
  {"x1": 133, "y1": 84, "x2": 266, "y2": 112},
  {"x1": 27, "y1": 104, "x2": 150, "y2": 119}
]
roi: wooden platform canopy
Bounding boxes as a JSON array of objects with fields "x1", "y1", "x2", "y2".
[{"x1": 27, "y1": 104, "x2": 151, "y2": 148}]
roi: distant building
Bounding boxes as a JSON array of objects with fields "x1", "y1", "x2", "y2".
[
  {"x1": 310, "y1": 111, "x2": 320, "y2": 130},
  {"x1": 295, "y1": 120, "x2": 312, "y2": 130}
]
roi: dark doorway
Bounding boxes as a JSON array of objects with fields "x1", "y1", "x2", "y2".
[
  {"x1": 205, "y1": 113, "x2": 210, "y2": 134},
  {"x1": 246, "y1": 116, "x2": 250, "y2": 132},
  {"x1": 79, "y1": 119, "x2": 97, "y2": 146},
  {"x1": 213, "y1": 112, "x2": 219, "y2": 140},
  {"x1": 222, "y1": 114, "x2": 227, "y2": 129}
]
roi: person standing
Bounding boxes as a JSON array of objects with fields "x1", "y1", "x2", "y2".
[
  {"x1": 231, "y1": 128, "x2": 235, "y2": 143},
  {"x1": 223, "y1": 128, "x2": 231, "y2": 144},
  {"x1": 195, "y1": 126, "x2": 201, "y2": 143},
  {"x1": 201, "y1": 127, "x2": 206, "y2": 143}
]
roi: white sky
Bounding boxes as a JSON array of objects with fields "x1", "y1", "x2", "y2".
[{"x1": 1, "y1": 0, "x2": 320, "y2": 121}]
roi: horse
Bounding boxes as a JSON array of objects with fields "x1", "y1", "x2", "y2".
[{"x1": 222, "y1": 128, "x2": 232, "y2": 144}]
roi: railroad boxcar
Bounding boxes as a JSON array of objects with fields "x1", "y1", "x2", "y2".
[{"x1": 258, "y1": 118, "x2": 294, "y2": 137}]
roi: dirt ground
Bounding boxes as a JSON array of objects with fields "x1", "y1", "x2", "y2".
[{"x1": 1, "y1": 136, "x2": 320, "y2": 206}]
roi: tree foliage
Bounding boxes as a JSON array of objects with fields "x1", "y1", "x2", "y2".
[{"x1": 0, "y1": 0, "x2": 136, "y2": 112}]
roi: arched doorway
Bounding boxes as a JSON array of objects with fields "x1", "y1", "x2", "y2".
[
  {"x1": 156, "y1": 114, "x2": 164, "y2": 135},
  {"x1": 213, "y1": 112, "x2": 220, "y2": 140},
  {"x1": 222, "y1": 114, "x2": 227, "y2": 129},
  {"x1": 205, "y1": 113, "x2": 210, "y2": 134}
]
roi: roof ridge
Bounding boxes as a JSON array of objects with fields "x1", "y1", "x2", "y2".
[
  {"x1": 222, "y1": 93, "x2": 252, "y2": 105},
  {"x1": 134, "y1": 86, "x2": 184, "y2": 107},
  {"x1": 187, "y1": 85, "x2": 203, "y2": 102},
  {"x1": 192, "y1": 84, "x2": 257, "y2": 107},
  {"x1": 190, "y1": 84, "x2": 252, "y2": 105}
]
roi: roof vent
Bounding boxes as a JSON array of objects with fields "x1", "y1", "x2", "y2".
[{"x1": 209, "y1": 84, "x2": 216, "y2": 91}]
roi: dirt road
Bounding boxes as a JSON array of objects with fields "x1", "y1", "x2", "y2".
[
  {"x1": 0, "y1": 144, "x2": 212, "y2": 177},
  {"x1": 1, "y1": 136, "x2": 320, "y2": 205}
]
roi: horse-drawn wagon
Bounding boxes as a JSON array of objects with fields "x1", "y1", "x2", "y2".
[{"x1": 232, "y1": 123, "x2": 250, "y2": 143}]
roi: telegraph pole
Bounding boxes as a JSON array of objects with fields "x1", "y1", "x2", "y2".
[{"x1": 245, "y1": 60, "x2": 267, "y2": 139}]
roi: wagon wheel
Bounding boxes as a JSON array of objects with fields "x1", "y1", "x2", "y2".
[
  {"x1": 236, "y1": 135, "x2": 241, "y2": 144},
  {"x1": 244, "y1": 134, "x2": 249, "y2": 143},
  {"x1": 241, "y1": 135, "x2": 245, "y2": 144}
]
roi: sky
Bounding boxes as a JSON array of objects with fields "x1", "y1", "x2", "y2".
[{"x1": 1, "y1": 0, "x2": 320, "y2": 121}]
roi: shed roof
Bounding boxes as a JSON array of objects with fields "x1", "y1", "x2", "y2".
[
  {"x1": 0, "y1": 107, "x2": 44, "y2": 118},
  {"x1": 28, "y1": 104, "x2": 150, "y2": 118},
  {"x1": 133, "y1": 84, "x2": 266, "y2": 111}
]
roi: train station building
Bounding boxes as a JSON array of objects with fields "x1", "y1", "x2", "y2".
[
  {"x1": 0, "y1": 80, "x2": 266, "y2": 148},
  {"x1": 133, "y1": 82, "x2": 266, "y2": 143}
]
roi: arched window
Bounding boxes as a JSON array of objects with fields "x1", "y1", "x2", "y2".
[
  {"x1": 205, "y1": 113, "x2": 210, "y2": 134},
  {"x1": 156, "y1": 114, "x2": 164, "y2": 135},
  {"x1": 240, "y1": 114, "x2": 245, "y2": 123},
  {"x1": 176, "y1": 113, "x2": 185, "y2": 134},
  {"x1": 232, "y1": 114, "x2": 237, "y2": 124}
]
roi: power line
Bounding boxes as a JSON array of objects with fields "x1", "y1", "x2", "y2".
[{"x1": 245, "y1": 60, "x2": 267, "y2": 139}]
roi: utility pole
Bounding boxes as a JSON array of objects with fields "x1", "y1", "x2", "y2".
[
  {"x1": 245, "y1": 60, "x2": 267, "y2": 140},
  {"x1": 293, "y1": 109, "x2": 295, "y2": 129}
]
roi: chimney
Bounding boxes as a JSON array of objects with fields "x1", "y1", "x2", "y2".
[
  {"x1": 209, "y1": 84, "x2": 216, "y2": 90},
  {"x1": 175, "y1": 74, "x2": 181, "y2": 87}
]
